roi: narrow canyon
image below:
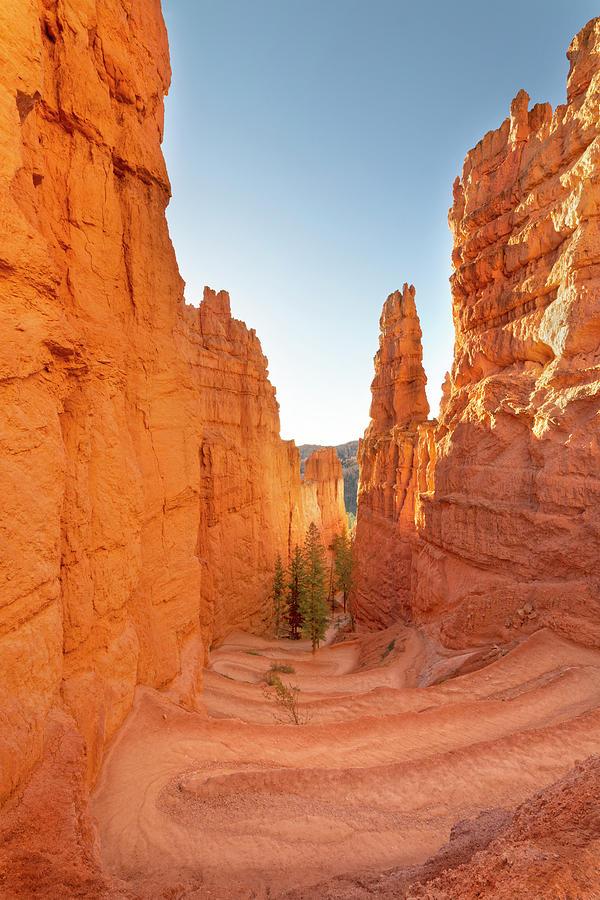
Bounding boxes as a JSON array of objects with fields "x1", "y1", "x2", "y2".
[{"x1": 1, "y1": 4, "x2": 599, "y2": 899}]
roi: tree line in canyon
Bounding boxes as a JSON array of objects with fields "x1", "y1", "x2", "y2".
[{"x1": 270, "y1": 524, "x2": 355, "y2": 651}]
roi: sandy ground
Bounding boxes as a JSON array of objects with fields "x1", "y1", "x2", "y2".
[{"x1": 91, "y1": 619, "x2": 600, "y2": 897}]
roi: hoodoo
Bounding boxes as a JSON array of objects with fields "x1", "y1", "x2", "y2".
[{"x1": 353, "y1": 284, "x2": 430, "y2": 628}]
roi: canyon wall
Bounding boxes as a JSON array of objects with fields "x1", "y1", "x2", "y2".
[
  {"x1": 355, "y1": 19, "x2": 600, "y2": 646},
  {"x1": 0, "y1": 0, "x2": 344, "y2": 805}
]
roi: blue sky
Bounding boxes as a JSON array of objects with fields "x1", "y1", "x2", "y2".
[{"x1": 162, "y1": 1, "x2": 597, "y2": 445}]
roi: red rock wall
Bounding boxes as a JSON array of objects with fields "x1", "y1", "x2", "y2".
[
  {"x1": 353, "y1": 286, "x2": 429, "y2": 628},
  {"x1": 355, "y1": 19, "x2": 600, "y2": 645},
  {"x1": 0, "y1": 0, "x2": 345, "y2": 804}
]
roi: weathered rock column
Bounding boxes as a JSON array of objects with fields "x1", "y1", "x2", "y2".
[{"x1": 353, "y1": 284, "x2": 430, "y2": 628}]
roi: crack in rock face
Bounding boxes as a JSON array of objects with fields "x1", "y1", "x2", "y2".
[{"x1": 16, "y1": 89, "x2": 41, "y2": 123}]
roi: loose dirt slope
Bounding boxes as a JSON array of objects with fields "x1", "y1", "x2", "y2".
[{"x1": 91, "y1": 624, "x2": 600, "y2": 897}]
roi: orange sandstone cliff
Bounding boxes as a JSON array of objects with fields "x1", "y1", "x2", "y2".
[
  {"x1": 0, "y1": 0, "x2": 344, "y2": 807},
  {"x1": 355, "y1": 20, "x2": 600, "y2": 645}
]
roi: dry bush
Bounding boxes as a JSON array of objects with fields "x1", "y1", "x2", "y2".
[{"x1": 262, "y1": 675, "x2": 310, "y2": 725}]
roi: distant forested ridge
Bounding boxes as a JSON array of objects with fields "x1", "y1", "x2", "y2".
[{"x1": 299, "y1": 440, "x2": 358, "y2": 515}]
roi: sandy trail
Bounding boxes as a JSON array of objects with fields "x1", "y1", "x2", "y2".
[{"x1": 91, "y1": 624, "x2": 600, "y2": 897}]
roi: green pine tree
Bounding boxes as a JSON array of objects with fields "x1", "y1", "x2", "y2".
[
  {"x1": 271, "y1": 554, "x2": 287, "y2": 638},
  {"x1": 333, "y1": 528, "x2": 354, "y2": 613},
  {"x1": 326, "y1": 539, "x2": 336, "y2": 612},
  {"x1": 301, "y1": 522, "x2": 329, "y2": 652},
  {"x1": 286, "y1": 545, "x2": 307, "y2": 640}
]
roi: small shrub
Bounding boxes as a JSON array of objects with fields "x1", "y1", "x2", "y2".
[
  {"x1": 381, "y1": 639, "x2": 396, "y2": 661},
  {"x1": 269, "y1": 662, "x2": 296, "y2": 674},
  {"x1": 263, "y1": 661, "x2": 296, "y2": 685},
  {"x1": 263, "y1": 675, "x2": 310, "y2": 725}
]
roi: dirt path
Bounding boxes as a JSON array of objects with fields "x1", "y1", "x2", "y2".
[{"x1": 91, "y1": 625, "x2": 600, "y2": 897}]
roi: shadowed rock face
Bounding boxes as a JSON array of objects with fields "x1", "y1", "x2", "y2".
[
  {"x1": 355, "y1": 19, "x2": 600, "y2": 642},
  {"x1": 0, "y1": 0, "x2": 345, "y2": 804}
]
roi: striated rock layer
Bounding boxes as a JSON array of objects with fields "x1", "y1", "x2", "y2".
[
  {"x1": 0, "y1": 0, "x2": 345, "y2": 806},
  {"x1": 353, "y1": 285, "x2": 430, "y2": 627},
  {"x1": 414, "y1": 17, "x2": 600, "y2": 647},
  {"x1": 355, "y1": 19, "x2": 600, "y2": 643}
]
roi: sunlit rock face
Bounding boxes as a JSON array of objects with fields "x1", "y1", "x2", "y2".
[
  {"x1": 413, "y1": 18, "x2": 600, "y2": 647},
  {"x1": 0, "y1": 0, "x2": 345, "y2": 804},
  {"x1": 302, "y1": 447, "x2": 347, "y2": 554},
  {"x1": 353, "y1": 285, "x2": 430, "y2": 628},
  {"x1": 355, "y1": 19, "x2": 600, "y2": 645}
]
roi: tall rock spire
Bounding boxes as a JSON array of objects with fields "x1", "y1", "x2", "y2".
[
  {"x1": 352, "y1": 284, "x2": 430, "y2": 628},
  {"x1": 369, "y1": 284, "x2": 430, "y2": 431}
]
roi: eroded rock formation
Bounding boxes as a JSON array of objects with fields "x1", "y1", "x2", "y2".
[
  {"x1": 3, "y1": 4, "x2": 600, "y2": 897},
  {"x1": 353, "y1": 285, "x2": 430, "y2": 627},
  {"x1": 302, "y1": 447, "x2": 347, "y2": 553},
  {"x1": 413, "y1": 18, "x2": 600, "y2": 647},
  {"x1": 355, "y1": 19, "x2": 600, "y2": 645},
  {"x1": 0, "y1": 0, "x2": 345, "y2": 807},
  {"x1": 299, "y1": 441, "x2": 359, "y2": 515}
]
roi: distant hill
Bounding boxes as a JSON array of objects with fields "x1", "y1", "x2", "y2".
[{"x1": 299, "y1": 440, "x2": 359, "y2": 515}]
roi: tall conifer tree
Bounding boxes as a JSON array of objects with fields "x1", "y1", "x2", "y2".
[
  {"x1": 271, "y1": 554, "x2": 287, "y2": 637},
  {"x1": 333, "y1": 528, "x2": 354, "y2": 612},
  {"x1": 301, "y1": 522, "x2": 329, "y2": 652},
  {"x1": 286, "y1": 545, "x2": 307, "y2": 640}
]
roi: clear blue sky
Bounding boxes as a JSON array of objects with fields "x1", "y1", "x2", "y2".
[{"x1": 162, "y1": 1, "x2": 596, "y2": 445}]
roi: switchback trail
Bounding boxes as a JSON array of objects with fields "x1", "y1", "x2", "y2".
[{"x1": 92, "y1": 622, "x2": 600, "y2": 897}]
